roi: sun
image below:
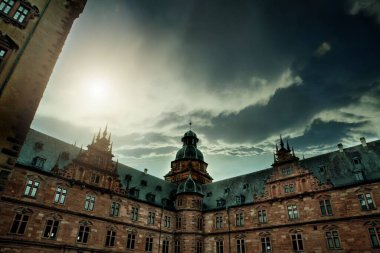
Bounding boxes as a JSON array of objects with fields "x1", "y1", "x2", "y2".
[{"x1": 87, "y1": 77, "x2": 108, "y2": 99}]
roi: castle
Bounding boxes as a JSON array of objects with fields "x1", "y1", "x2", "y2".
[
  {"x1": 1, "y1": 1, "x2": 380, "y2": 252},
  {"x1": 0, "y1": 127, "x2": 379, "y2": 252}
]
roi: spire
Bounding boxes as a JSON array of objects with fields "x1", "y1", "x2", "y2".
[
  {"x1": 276, "y1": 143, "x2": 278, "y2": 152},
  {"x1": 108, "y1": 132, "x2": 112, "y2": 142},
  {"x1": 280, "y1": 135, "x2": 284, "y2": 149},
  {"x1": 292, "y1": 146, "x2": 295, "y2": 156},
  {"x1": 78, "y1": 145, "x2": 83, "y2": 156},
  {"x1": 91, "y1": 134, "x2": 95, "y2": 144},
  {"x1": 110, "y1": 142, "x2": 113, "y2": 153},
  {"x1": 286, "y1": 140, "x2": 291, "y2": 152},
  {"x1": 273, "y1": 152, "x2": 276, "y2": 162},
  {"x1": 189, "y1": 121, "x2": 192, "y2": 130},
  {"x1": 115, "y1": 159, "x2": 119, "y2": 172},
  {"x1": 97, "y1": 128, "x2": 101, "y2": 140},
  {"x1": 103, "y1": 124, "x2": 108, "y2": 138}
]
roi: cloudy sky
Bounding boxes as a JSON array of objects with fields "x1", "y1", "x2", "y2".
[{"x1": 32, "y1": 0, "x2": 380, "y2": 180}]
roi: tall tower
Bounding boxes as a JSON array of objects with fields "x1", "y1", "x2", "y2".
[
  {"x1": 165, "y1": 129, "x2": 213, "y2": 184},
  {"x1": 0, "y1": 0, "x2": 86, "y2": 191}
]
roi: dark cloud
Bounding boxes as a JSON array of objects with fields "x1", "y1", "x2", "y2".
[{"x1": 287, "y1": 118, "x2": 369, "y2": 150}]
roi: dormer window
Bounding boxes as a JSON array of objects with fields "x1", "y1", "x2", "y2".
[
  {"x1": 129, "y1": 188, "x2": 140, "y2": 198},
  {"x1": 146, "y1": 193, "x2": 155, "y2": 203},
  {"x1": 216, "y1": 198, "x2": 226, "y2": 207},
  {"x1": 354, "y1": 171, "x2": 364, "y2": 181},
  {"x1": 224, "y1": 188, "x2": 230, "y2": 194},
  {"x1": 31, "y1": 156, "x2": 45, "y2": 169},
  {"x1": 319, "y1": 165, "x2": 326, "y2": 173},
  {"x1": 353, "y1": 158, "x2": 361, "y2": 165},
  {"x1": 34, "y1": 141, "x2": 43, "y2": 151},
  {"x1": 141, "y1": 180, "x2": 147, "y2": 187},
  {"x1": 61, "y1": 152, "x2": 70, "y2": 160},
  {"x1": 206, "y1": 192, "x2": 212, "y2": 197},
  {"x1": 155, "y1": 185, "x2": 162, "y2": 191},
  {"x1": 243, "y1": 184, "x2": 249, "y2": 190},
  {"x1": 236, "y1": 195, "x2": 245, "y2": 205}
]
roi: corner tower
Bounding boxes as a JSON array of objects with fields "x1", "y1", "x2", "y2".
[{"x1": 165, "y1": 129, "x2": 212, "y2": 184}]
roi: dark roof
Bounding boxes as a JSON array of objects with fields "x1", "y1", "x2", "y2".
[{"x1": 17, "y1": 129, "x2": 380, "y2": 211}]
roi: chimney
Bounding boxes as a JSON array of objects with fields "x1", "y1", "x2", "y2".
[
  {"x1": 337, "y1": 143, "x2": 343, "y2": 152},
  {"x1": 360, "y1": 137, "x2": 367, "y2": 147},
  {"x1": 144, "y1": 168, "x2": 148, "y2": 175}
]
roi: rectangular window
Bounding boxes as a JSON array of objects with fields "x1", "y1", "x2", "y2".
[
  {"x1": 287, "y1": 205, "x2": 299, "y2": 220},
  {"x1": 282, "y1": 167, "x2": 293, "y2": 176},
  {"x1": 291, "y1": 233, "x2": 304, "y2": 251},
  {"x1": 236, "y1": 239, "x2": 246, "y2": 253},
  {"x1": 105, "y1": 230, "x2": 116, "y2": 247},
  {"x1": 32, "y1": 156, "x2": 46, "y2": 168},
  {"x1": 197, "y1": 217, "x2": 203, "y2": 230},
  {"x1": 43, "y1": 220, "x2": 59, "y2": 239},
  {"x1": 235, "y1": 213, "x2": 244, "y2": 226},
  {"x1": 284, "y1": 184, "x2": 294, "y2": 193},
  {"x1": 164, "y1": 216, "x2": 171, "y2": 228},
  {"x1": 175, "y1": 240, "x2": 181, "y2": 253},
  {"x1": 216, "y1": 240, "x2": 224, "y2": 253},
  {"x1": 131, "y1": 207, "x2": 138, "y2": 221},
  {"x1": 77, "y1": 225, "x2": 90, "y2": 243},
  {"x1": 369, "y1": 227, "x2": 380, "y2": 248},
  {"x1": 216, "y1": 216, "x2": 223, "y2": 229},
  {"x1": 12, "y1": 4, "x2": 29, "y2": 24},
  {"x1": 84, "y1": 195, "x2": 95, "y2": 211},
  {"x1": 145, "y1": 237, "x2": 153, "y2": 252},
  {"x1": 326, "y1": 231, "x2": 341, "y2": 249},
  {"x1": 0, "y1": 0, "x2": 15, "y2": 15},
  {"x1": 54, "y1": 186, "x2": 67, "y2": 204},
  {"x1": 196, "y1": 241, "x2": 203, "y2": 253},
  {"x1": 320, "y1": 199, "x2": 333, "y2": 216},
  {"x1": 358, "y1": 193, "x2": 376, "y2": 210},
  {"x1": 110, "y1": 202, "x2": 120, "y2": 217},
  {"x1": 90, "y1": 174, "x2": 100, "y2": 184},
  {"x1": 24, "y1": 179, "x2": 39, "y2": 197},
  {"x1": 162, "y1": 240, "x2": 169, "y2": 253},
  {"x1": 258, "y1": 210, "x2": 267, "y2": 224},
  {"x1": 148, "y1": 212, "x2": 155, "y2": 224},
  {"x1": 9, "y1": 213, "x2": 29, "y2": 234},
  {"x1": 261, "y1": 237, "x2": 271, "y2": 252},
  {"x1": 176, "y1": 217, "x2": 182, "y2": 229},
  {"x1": 126, "y1": 232, "x2": 136, "y2": 249},
  {"x1": 354, "y1": 171, "x2": 364, "y2": 181}
]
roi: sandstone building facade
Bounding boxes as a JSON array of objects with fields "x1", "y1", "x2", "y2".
[
  {"x1": 0, "y1": 127, "x2": 380, "y2": 253},
  {"x1": 0, "y1": 0, "x2": 86, "y2": 191}
]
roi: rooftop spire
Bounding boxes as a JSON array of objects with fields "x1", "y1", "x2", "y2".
[
  {"x1": 276, "y1": 143, "x2": 278, "y2": 152},
  {"x1": 280, "y1": 135, "x2": 284, "y2": 149},
  {"x1": 189, "y1": 121, "x2": 192, "y2": 130},
  {"x1": 103, "y1": 124, "x2": 108, "y2": 138},
  {"x1": 97, "y1": 128, "x2": 101, "y2": 140},
  {"x1": 292, "y1": 146, "x2": 295, "y2": 156},
  {"x1": 287, "y1": 140, "x2": 291, "y2": 152}
]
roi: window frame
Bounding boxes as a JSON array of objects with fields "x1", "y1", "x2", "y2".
[
  {"x1": 291, "y1": 233, "x2": 304, "y2": 252},
  {"x1": 196, "y1": 241, "x2": 203, "y2": 253},
  {"x1": 261, "y1": 236, "x2": 271, "y2": 253},
  {"x1": 0, "y1": 0, "x2": 38, "y2": 28},
  {"x1": 76, "y1": 225, "x2": 90, "y2": 244},
  {"x1": 369, "y1": 227, "x2": 380, "y2": 248},
  {"x1": 174, "y1": 240, "x2": 181, "y2": 253},
  {"x1": 126, "y1": 231, "x2": 136, "y2": 249},
  {"x1": 105, "y1": 229, "x2": 116, "y2": 247},
  {"x1": 358, "y1": 192, "x2": 376, "y2": 210},
  {"x1": 131, "y1": 207, "x2": 139, "y2": 221},
  {"x1": 325, "y1": 230, "x2": 341, "y2": 250},
  {"x1": 84, "y1": 195, "x2": 96, "y2": 211},
  {"x1": 216, "y1": 240, "x2": 224, "y2": 253},
  {"x1": 54, "y1": 186, "x2": 67, "y2": 204},
  {"x1": 145, "y1": 237, "x2": 153, "y2": 252},
  {"x1": 110, "y1": 202, "x2": 120, "y2": 217},
  {"x1": 287, "y1": 205, "x2": 299, "y2": 220},
  {"x1": 236, "y1": 239, "x2": 246, "y2": 253},
  {"x1": 24, "y1": 178, "x2": 40, "y2": 198},
  {"x1": 235, "y1": 212, "x2": 244, "y2": 227},
  {"x1": 258, "y1": 209, "x2": 267, "y2": 224},
  {"x1": 162, "y1": 239, "x2": 169, "y2": 253},
  {"x1": 319, "y1": 199, "x2": 333, "y2": 216},
  {"x1": 215, "y1": 215, "x2": 223, "y2": 229},
  {"x1": 9, "y1": 212, "x2": 30, "y2": 235},
  {"x1": 42, "y1": 219, "x2": 60, "y2": 240}
]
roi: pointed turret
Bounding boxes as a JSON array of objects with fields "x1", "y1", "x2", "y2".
[
  {"x1": 273, "y1": 135, "x2": 298, "y2": 166},
  {"x1": 103, "y1": 124, "x2": 108, "y2": 138},
  {"x1": 287, "y1": 140, "x2": 291, "y2": 152}
]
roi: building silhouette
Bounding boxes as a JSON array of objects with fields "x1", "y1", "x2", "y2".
[
  {"x1": 0, "y1": 0, "x2": 86, "y2": 191},
  {"x1": 0, "y1": 127, "x2": 379, "y2": 252}
]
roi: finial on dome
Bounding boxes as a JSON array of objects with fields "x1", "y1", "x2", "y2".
[{"x1": 189, "y1": 121, "x2": 192, "y2": 130}]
